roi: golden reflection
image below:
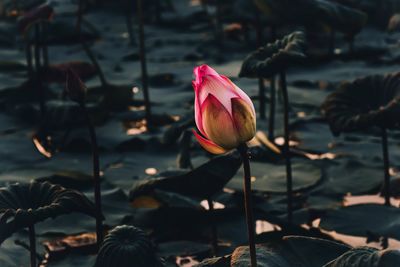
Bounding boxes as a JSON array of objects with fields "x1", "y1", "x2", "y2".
[
  {"x1": 124, "y1": 119, "x2": 148, "y2": 135},
  {"x1": 200, "y1": 200, "x2": 225, "y2": 210},
  {"x1": 145, "y1": 167, "x2": 157, "y2": 175},
  {"x1": 32, "y1": 136, "x2": 52, "y2": 158},
  {"x1": 176, "y1": 256, "x2": 199, "y2": 267},
  {"x1": 274, "y1": 136, "x2": 299, "y2": 147},
  {"x1": 312, "y1": 219, "x2": 400, "y2": 249},
  {"x1": 256, "y1": 220, "x2": 281, "y2": 234},
  {"x1": 128, "y1": 106, "x2": 146, "y2": 111},
  {"x1": 344, "y1": 194, "x2": 400, "y2": 207}
]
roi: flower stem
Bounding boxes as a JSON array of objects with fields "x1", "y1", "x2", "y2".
[
  {"x1": 280, "y1": 71, "x2": 293, "y2": 223},
  {"x1": 238, "y1": 143, "x2": 257, "y2": 267},
  {"x1": 258, "y1": 78, "x2": 266, "y2": 120},
  {"x1": 207, "y1": 197, "x2": 218, "y2": 255},
  {"x1": 125, "y1": 0, "x2": 135, "y2": 45},
  {"x1": 41, "y1": 22, "x2": 49, "y2": 70},
  {"x1": 29, "y1": 225, "x2": 36, "y2": 267},
  {"x1": 81, "y1": 104, "x2": 104, "y2": 248},
  {"x1": 268, "y1": 76, "x2": 276, "y2": 140},
  {"x1": 34, "y1": 24, "x2": 45, "y2": 117},
  {"x1": 381, "y1": 127, "x2": 391, "y2": 206},
  {"x1": 137, "y1": 0, "x2": 152, "y2": 125},
  {"x1": 26, "y1": 41, "x2": 33, "y2": 81}
]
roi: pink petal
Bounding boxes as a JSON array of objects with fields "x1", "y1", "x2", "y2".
[
  {"x1": 221, "y1": 75, "x2": 256, "y2": 116},
  {"x1": 202, "y1": 94, "x2": 239, "y2": 149},
  {"x1": 192, "y1": 130, "x2": 228, "y2": 154},
  {"x1": 193, "y1": 81, "x2": 206, "y2": 136},
  {"x1": 197, "y1": 75, "x2": 239, "y2": 116}
]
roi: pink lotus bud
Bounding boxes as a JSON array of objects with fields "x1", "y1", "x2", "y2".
[{"x1": 192, "y1": 65, "x2": 256, "y2": 154}]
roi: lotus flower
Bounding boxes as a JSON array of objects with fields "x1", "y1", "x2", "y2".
[{"x1": 192, "y1": 65, "x2": 256, "y2": 154}]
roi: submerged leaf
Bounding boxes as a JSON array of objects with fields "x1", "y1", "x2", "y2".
[{"x1": 239, "y1": 31, "x2": 306, "y2": 78}]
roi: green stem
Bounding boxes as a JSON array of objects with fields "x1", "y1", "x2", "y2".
[
  {"x1": 238, "y1": 143, "x2": 257, "y2": 267},
  {"x1": 137, "y1": 0, "x2": 152, "y2": 125},
  {"x1": 81, "y1": 104, "x2": 104, "y2": 248},
  {"x1": 268, "y1": 76, "x2": 276, "y2": 140},
  {"x1": 207, "y1": 197, "x2": 218, "y2": 256},
  {"x1": 280, "y1": 71, "x2": 293, "y2": 223},
  {"x1": 29, "y1": 225, "x2": 36, "y2": 267},
  {"x1": 381, "y1": 127, "x2": 391, "y2": 206}
]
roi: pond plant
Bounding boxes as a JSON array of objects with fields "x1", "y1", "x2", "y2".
[
  {"x1": 17, "y1": 3, "x2": 54, "y2": 116},
  {"x1": 322, "y1": 72, "x2": 400, "y2": 206},
  {"x1": 0, "y1": 181, "x2": 97, "y2": 267},
  {"x1": 94, "y1": 225, "x2": 164, "y2": 267},
  {"x1": 65, "y1": 69, "x2": 104, "y2": 247},
  {"x1": 192, "y1": 64, "x2": 257, "y2": 266},
  {"x1": 239, "y1": 31, "x2": 306, "y2": 223},
  {"x1": 136, "y1": 0, "x2": 152, "y2": 126}
]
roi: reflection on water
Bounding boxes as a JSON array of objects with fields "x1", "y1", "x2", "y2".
[
  {"x1": 200, "y1": 200, "x2": 225, "y2": 210},
  {"x1": 256, "y1": 220, "x2": 281, "y2": 234},
  {"x1": 32, "y1": 135, "x2": 52, "y2": 158},
  {"x1": 124, "y1": 119, "x2": 148, "y2": 135},
  {"x1": 311, "y1": 218, "x2": 400, "y2": 249},
  {"x1": 274, "y1": 137, "x2": 300, "y2": 147},
  {"x1": 176, "y1": 256, "x2": 199, "y2": 267},
  {"x1": 145, "y1": 167, "x2": 158, "y2": 175},
  {"x1": 344, "y1": 194, "x2": 400, "y2": 207}
]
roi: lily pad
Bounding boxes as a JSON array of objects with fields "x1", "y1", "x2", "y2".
[
  {"x1": 321, "y1": 72, "x2": 400, "y2": 136},
  {"x1": 320, "y1": 204, "x2": 400, "y2": 240},
  {"x1": 323, "y1": 246, "x2": 400, "y2": 267},
  {"x1": 129, "y1": 152, "x2": 242, "y2": 200},
  {"x1": 227, "y1": 161, "x2": 322, "y2": 194},
  {"x1": 239, "y1": 31, "x2": 307, "y2": 78}
]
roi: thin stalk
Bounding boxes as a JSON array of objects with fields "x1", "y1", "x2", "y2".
[
  {"x1": 280, "y1": 71, "x2": 293, "y2": 223},
  {"x1": 238, "y1": 143, "x2": 257, "y2": 267},
  {"x1": 155, "y1": 0, "x2": 161, "y2": 23},
  {"x1": 29, "y1": 225, "x2": 36, "y2": 267},
  {"x1": 41, "y1": 23, "x2": 49, "y2": 70},
  {"x1": 125, "y1": 0, "x2": 135, "y2": 45},
  {"x1": 348, "y1": 35, "x2": 354, "y2": 54},
  {"x1": 34, "y1": 24, "x2": 45, "y2": 116},
  {"x1": 381, "y1": 127, "x2": 391, "y2": 206},
  {"x1": 26, "y1": 41, "x2": 33, "y2": 81},
  {"x1": 81, "y1": 104, "x2": 103, "y2": 247},
  {"x1": 268, "y1": 76, "x2": 276, "y2": 140},
  {"x1": 76, "y1": 0, "x2": 84, "y2": 36},
  {"x1": 81, "y1": 42, "x2": 107, "y2": 87},
  {"x1": 137, "y1": 0, "x2": 152, "y2": 125},
  {"x1": 256, "y1": 12, "x2": 266, "y2": 120},
  {"x1": 258, "y1": 78, "x2": 266, "y2": 119},
  {"x1": 268, "y1": 26, "x2": 277, "y2": 140},
  {"x1": 215, "y1": 0, "x2": 223, "y2": 47},
  {"x1": 207, "y1": 197, "x2": 218, "y2": 256},
  {"x1": 329, "y1": 29, "x2": 335, "y2": 57}
]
